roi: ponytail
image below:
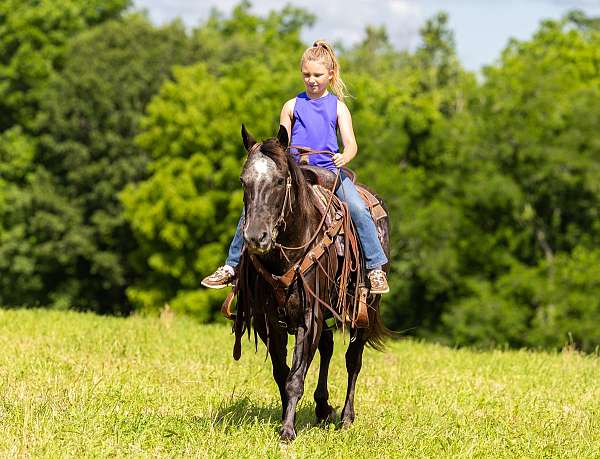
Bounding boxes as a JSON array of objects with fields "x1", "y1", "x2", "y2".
[{"x1": 301, "y1": 39, "x2": 350, "y2": 101}]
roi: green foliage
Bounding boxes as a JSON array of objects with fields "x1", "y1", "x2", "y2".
[
  {"x1": 0, "y1": 127, "x2": 35, "y2": 183},
  {"x1": 444, "y1": 248, "x2": 600, "y2": 352},
  {"x1": 341, "y1": 13, "x2": 478, "y2": 332},
  {"x1": 0, "y1": 0, "x2": 130, "y2": 131},
  {"x1": 0, "y1": 127, "x2": 36, "y2": 233},
  {"x1": 529, "y1": 248, "x2": 600, "y2": 352},
  {"x1": 121, "y1": 4, "x2": 311, "y2": 317},
  {"x1": 0, "y1": 14, "x2": 192, "y2": 312},
  {"x1": 439, "y1": 13, "x2": 600, "y2": 349},
  {"x1": 0, "y1": 1, "x2": 598, "y2": 351},
  {"x1": 477, "y1": 18, "x2": 600, "y2": 254},
  {"x1": 441, "y1": 273, "x2": 534, "y2": 348},
  {"x1": 337, "y1": 11, "x2": 600, "y2": 351}
]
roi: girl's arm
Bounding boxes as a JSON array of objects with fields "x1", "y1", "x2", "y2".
[
  {"x1": 334, "y1": 100, "x2": 358, "y2": 168},
  {"x1": 279, "y1": 98, "x2": 296, "y2": 140}
]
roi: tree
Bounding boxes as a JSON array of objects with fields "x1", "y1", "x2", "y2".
[
  {"x1": 442, "y1": 12, "x2": 600, "y2": 349},
  {"x1": 342, "y1": 14, "x2": 477, "y2": 333},
  {"x1": 0, "y1": 0, "x2": 130, "y2": 131},
  {"x1": 121, "y1": 4, "x2": 313, "y2": 318},
  {"x1": 0, "y1": 15, "x2": 193, "y2": 312}
]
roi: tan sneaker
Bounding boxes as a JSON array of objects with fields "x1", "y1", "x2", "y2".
[
  {"x1": 368, "y1": 269, "x2": 389, "y2": 294},
  {"x1": 201, "y1": 266, "x2": 235, "y2": 289}
]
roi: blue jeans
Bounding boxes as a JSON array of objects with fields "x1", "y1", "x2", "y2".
[
  {"x1": 226, "y1": 173, "x2": 388, "y2": 270},
  {"x1": 225, "y1": 212, "x2": 246, "y2": 268}
]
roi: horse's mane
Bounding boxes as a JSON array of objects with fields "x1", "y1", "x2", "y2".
[{"x1": 258, "y1": 138, "x2": 320, "y2": 223}]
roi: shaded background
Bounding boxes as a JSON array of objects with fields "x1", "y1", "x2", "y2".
[{"x1": 0, "y1": 0, "x2": 598, "y2": 351}]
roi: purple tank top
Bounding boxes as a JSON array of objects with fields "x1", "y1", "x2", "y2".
[{"x1": 290, "y1": 92, "x2": 339, "y2": 171}]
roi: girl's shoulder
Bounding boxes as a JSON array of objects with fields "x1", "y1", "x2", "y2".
[
  {"x1": 336, "y1": 97, "x2": 351, "y2": 115},
  {"x1": 283, "y1": 96, "x2": 297, "y2": 116}
]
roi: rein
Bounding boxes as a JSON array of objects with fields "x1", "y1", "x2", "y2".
[
  {"x1": 247, "y1": 142, "x2": 342, "y2": 253},
  {"x1": 275, "y1": 145, "x2": 341, "y2": 252}
]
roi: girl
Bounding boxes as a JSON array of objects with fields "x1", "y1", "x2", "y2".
[{"x1": 202, "y1": 39, "x2": 389, "y2": 294}]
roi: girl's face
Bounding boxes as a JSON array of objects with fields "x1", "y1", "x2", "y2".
[{"x1": 301, "y1": 60, "x2": 333, "y2": 98}]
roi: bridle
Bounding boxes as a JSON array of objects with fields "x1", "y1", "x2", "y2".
[
  {"x1": 272, "y1": 174, "x2": 292, "y2": 241},
  {"x1": 245, "y1": 142, "x2": 341, "y2": 255},
  {"x1": 246, "y1": 143, "x2": 293, "y2": 244}
]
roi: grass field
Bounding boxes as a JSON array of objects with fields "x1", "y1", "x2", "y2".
[{"x1": 1, "y1": 308, "x2": 599, "y2": 458}]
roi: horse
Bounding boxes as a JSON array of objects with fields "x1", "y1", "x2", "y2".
[{"x1": 226, "y1": 124, "x2": 390, "y2": 441}]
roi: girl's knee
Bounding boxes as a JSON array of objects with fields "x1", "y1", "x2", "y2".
[{"x1": 346, "y1": 197, "x2": 368, "y2": 216}]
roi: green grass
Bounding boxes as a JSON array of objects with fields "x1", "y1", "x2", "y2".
[{"x1": 1, "y1": 309, "x2": 599, "y2": 458}]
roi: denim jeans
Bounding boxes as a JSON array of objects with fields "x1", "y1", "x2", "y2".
[
  {"x1": 225, "y1": 211, "x2": 246, "y2": 268},
  {"x1": 225, "y1": 172, "x2": 388, "y2": 270},
  {"x1": 334, "y1": 173, "x2": 388, "y2": 269}
]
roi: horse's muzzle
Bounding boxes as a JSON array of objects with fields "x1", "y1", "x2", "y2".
[{"x1": 244, "y1": 228, "x2": 274, "y2": 254}]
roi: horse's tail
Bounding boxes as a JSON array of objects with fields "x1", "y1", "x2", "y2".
[{"x1": 365, "y1": 297, "x2": 392, "y2": 351}]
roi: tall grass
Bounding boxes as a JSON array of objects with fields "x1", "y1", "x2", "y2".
[{"x1": 1, "y1": 308, "x2": 599, "y2": 457}]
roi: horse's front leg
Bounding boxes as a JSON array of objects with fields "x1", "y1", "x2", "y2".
[
  {"x1": 341, "y1": 329, "x2": 366, "y2": 428},
  {"x1": 269, "y1": 328, "x2": 290, "y2": 419},
  {"x1": 253, "y1": 316, "x2": 289, "y2": 419},
  {"x1": 279, "y1": 317, "x2": 321, "y2": 441}
]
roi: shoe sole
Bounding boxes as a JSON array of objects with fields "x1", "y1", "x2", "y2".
[
  {"x1": 370, "y1": 287, "x2": 390, "y2": 295},
  {"x1": 201, "y1": 281, "x2": 234, "y2": 289}
]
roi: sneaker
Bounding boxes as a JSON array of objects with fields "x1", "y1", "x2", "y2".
[
  {"x1": 368, "y1": 269, "x2": 389, "y2": 294},
  {"x1": 201, "y1": 266, "x2": 235, "y2": 289}
]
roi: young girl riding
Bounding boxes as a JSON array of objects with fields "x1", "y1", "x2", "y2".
[{"x1": 202, "y1": 39, "x2": 389, "y2": 294}]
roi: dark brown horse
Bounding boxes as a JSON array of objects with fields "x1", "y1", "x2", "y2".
[{"x1": 230, "y1": 124, "x2": 390, "y2": 441}]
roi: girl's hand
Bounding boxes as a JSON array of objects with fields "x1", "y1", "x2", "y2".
[{"x1": 332, "y1": 153, "x2": 349, "y2": 168}]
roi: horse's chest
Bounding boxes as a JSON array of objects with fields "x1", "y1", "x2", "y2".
[{"x1": 262, "y1": 286, "x2": 304, "y2": 333}]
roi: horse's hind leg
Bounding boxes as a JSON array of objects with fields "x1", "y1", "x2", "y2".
[
  {"x1": 314, "y1": 329, "x2": 335, "y2": 423},
  {"x1": 341, "y1": 329, "x2": 366, "y2": 428}
]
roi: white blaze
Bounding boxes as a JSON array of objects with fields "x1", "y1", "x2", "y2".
[{"x1": 253, "y1": 157, "x2": 270, "y2": 177}]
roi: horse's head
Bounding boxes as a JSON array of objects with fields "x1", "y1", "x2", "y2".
[{"x1": 240, "y1": 124, "x2": 292, "y2": 255}]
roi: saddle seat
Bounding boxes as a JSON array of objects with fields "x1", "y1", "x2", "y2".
[{"x1": 300, "y1": 165, "x2": 387, "y2": 222}]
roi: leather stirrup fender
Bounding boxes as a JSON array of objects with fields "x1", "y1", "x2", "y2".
[
  {"x1": 355, "y1": 285, "x2": 370, "y2": 328},
  {"x1": 221, "y1": 289, "x2": 236, "y2": 320}
]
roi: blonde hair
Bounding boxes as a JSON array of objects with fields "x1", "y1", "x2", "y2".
[{"x1": 300, "y1": 39, "x2": 350, "y2": 101}]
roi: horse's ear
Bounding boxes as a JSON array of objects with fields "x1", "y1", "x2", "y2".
[
  {"x1": 241, "y1": 124, "x2": 256, "y2": 152},
  {"x1": 277, "y1": 125, "x2": 289, "y2": 148}
]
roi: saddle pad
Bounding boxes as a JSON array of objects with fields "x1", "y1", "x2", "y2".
[{"x1": 356, "y1": 186, "x2": 387, "y2": 222}]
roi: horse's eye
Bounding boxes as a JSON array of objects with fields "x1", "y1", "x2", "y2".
[{"x1": 277, "y1": 178, "x2": 284, "y2": 186}]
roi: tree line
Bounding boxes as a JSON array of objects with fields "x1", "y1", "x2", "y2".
[{"x1": 1, "y1": 1, "x2": 598, "y2": 350}]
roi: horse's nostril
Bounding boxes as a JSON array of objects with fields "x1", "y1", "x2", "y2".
[{"x1": 259, "y1": 232, "x2": 268, "y2": 243}]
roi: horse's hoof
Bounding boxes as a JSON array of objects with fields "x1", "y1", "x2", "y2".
[
  {"x1": 316, "y1": 406, "x2": 337, "y2": 425},
  {"x1": 341, "y1": 414, "x2": 354, "y2": 429},
  {"x1": 279, "y1": 426, "x2": 296, "y2": 442}
]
